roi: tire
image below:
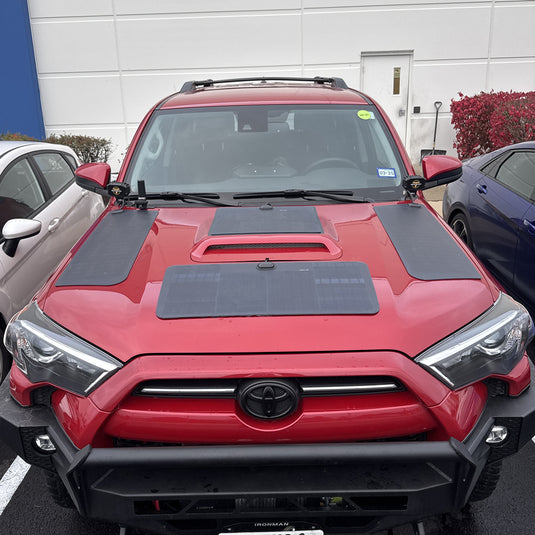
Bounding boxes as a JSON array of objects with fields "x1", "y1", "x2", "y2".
[
  {"x1": 450, "y1": 212, "x2": 474, "y2": 249},
  {"x1": 43, "y1": 469, "x2": 75, "y2": 509},
  {"x1": 0, "y1": 325, "x2": 13, "y2": 384},
  {"x1": 469, "y1": 460, "x2": 502, "y2": 502}
]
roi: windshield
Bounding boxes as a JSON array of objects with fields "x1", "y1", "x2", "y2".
[{"x1": 125, "y1": 105, "x2": 406, "y2": 202}]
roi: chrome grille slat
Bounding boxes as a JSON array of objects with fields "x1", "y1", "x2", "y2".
[
  {"x1": 136, "y1": 377, "x2": 403, "y2": 398},
  {"x1": 140, "y1": 386, "x2": 236, "y2": 397},
  {"x1": 301, "y1": 383, "x2": 399, "y2": 395}
]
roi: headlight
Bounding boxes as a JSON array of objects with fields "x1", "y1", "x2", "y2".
[
  {"x1": 416, "y1": 293, "x2": 534, "y2": 389},
  {"x1": 3, "y1": 301, "x2": 121, "y2": 395}
]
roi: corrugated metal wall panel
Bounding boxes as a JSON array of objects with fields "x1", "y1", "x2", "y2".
[{"x1": 27, "y1": 0, "x2": 535, "y2": 169}]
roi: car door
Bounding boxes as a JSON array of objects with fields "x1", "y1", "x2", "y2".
[
  {"x1": 468, "y1": 150, "x2": 533, "y2": 289},
  {"x1": 508, "y1": 153, "x2": 535, "y2": 315},
  {"x1": 0, "y1": 150, "x2": 100, "y2": 319},
  {"x1": 31, "y1": 151, "x2": 100, "y2": 271}
]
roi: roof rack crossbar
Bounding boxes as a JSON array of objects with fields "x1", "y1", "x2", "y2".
[{"x1": 179, "y1": 76, "x2": 348, "y2": 93}]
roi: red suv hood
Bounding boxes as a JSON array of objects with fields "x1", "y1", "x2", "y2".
[{"x1": 40, "y1": 202, "x2": 497, "y2": 362}]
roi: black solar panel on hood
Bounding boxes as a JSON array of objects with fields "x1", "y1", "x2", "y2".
[
  {"x1": 209, "y1": 206, "x2": 323, "y2": 235},
  {"x1": 156, "y1": 261, "x2": 379, "y2": 319}
]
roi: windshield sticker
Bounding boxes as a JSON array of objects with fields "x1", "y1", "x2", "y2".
[
  {"x1": 377, "y1": 168, "x2": 397, "y2": 179},
  {"x1": 357, "y1": 110, "x2": 374, "y2": 120}
]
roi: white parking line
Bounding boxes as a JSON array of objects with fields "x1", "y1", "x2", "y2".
[{"x1": 0, "y1": 456, "x2": 31, "y2": 515}]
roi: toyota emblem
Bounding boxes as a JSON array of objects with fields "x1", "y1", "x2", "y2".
[{"x1": 238, "y1": 379, "x2": 300, "y2": 420}]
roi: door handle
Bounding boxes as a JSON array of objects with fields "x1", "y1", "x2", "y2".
[
  {"x1": 48, "y1": 217, "x2": 61, "y2": 232},
  {"x1": 523, "y1": 219, "x2": 535, "y2": 235},
  {"x1": 476, "y1": 184, "x2": 487, "y2": 194}
]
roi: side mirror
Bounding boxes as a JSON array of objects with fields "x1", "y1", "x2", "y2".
[
  {"x1": 75, "y1": 163, "x2": 111, "y2": 194},
  {"x1": 422, "y1": 155, "x2": 462, "y2": 189},
  {"x1": 2, "y1": 219, "x2": 42, "y2": 257}
]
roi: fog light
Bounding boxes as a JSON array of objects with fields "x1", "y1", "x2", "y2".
[
  {"x1": 33, "y1": 434, "x2": 56, "y2": 453},
  {"x1": 486, "y1": 425, "x2": 508, "y2": 445}
]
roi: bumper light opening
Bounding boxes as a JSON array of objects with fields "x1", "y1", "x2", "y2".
[
  {"x1": 33, "y1": 434, "x2": 57, "y2": 453},
  {"x1": 486, "y1": 425, "x2": 508, "y2": 445}
]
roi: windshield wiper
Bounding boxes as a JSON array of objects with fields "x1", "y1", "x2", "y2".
[
  {"x1": 128, "y1": 191, "x2": 238, "y2": 207},
  {"x1": 233, "y1": 189, "x2": 371, "y2": 203}
]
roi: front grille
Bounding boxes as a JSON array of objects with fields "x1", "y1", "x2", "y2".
[
  {"x1": 114, "y1": 438, "x2": 184, "y2": 448},
  {"x1": 109, "y1": 377, "x2": 429, "y2": 446},
  {"x1": 485, "y1": 378, "x2": 508, "y2": 397},
  {"x1": 133, "y1": 495, "x2": 408, "y2": 516},
  {"x1": 135, "y1": 376, "x2": 404, "y2": 399},
  {"x1": 31, "y1": 386, "x2": 56, "y2": 406}
]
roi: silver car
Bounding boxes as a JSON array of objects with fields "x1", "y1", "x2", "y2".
[{"x1": 0, "y1": 141, "x2": 105, "y2": 380}]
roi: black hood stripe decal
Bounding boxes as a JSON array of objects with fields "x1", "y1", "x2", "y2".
[
  {"x1": 56, "y1": 209, "x2": 157, "y2": 287},
  {"x1": 375, "y1": 204, "x2": 481, "y2": 281}
]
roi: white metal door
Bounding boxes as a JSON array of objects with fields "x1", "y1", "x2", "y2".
[{"x1": 360, "y1": 52, "x2": 412, "y2": 148}]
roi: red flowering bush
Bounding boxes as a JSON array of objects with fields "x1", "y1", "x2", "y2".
[
  {"x1": 488, "y1": 95, "x2": 535, "y2": 148},
  {"x1": 451, "y1": 91, "x2": 535, "y2": 159}
]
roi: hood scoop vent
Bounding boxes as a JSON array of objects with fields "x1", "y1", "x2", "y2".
[
  {"x1": 206, "y1": 242, "x2": 326, "y2": 251},
  {"x1": 195, "y1": 205, "x2": 340, "y2": 261},
  {"x1": 191, "y1": 235, "x2": 341, "y2": 262}
]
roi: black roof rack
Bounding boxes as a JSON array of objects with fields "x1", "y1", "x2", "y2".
[{"x1": 179, "y1": 76, "x2": 349, "y2": 93}]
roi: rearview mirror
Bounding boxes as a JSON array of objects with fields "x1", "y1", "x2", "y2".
[
  {"x1": 422, "y1": 155, "x2": 462, "y2": 189},
  {"x1": 2, "y1": 218, "x2": 42, "y2": 257},
  {"x1": 75, "y1": 163, "x2": 111, "y2": 194}
]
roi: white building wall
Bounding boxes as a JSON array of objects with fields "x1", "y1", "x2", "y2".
[{"x1": 28, "y1": 0, "x2": 535, "y2": 170}]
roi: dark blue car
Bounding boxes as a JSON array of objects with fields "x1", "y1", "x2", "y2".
[{"x1": 443, "y1": 141, "x2": 535, "y2": 318}]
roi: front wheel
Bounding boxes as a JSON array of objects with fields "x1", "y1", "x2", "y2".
[
  {"x1": 43, "y1": 469, "x2": 75, "y2": 509},
  {"x1": 450, "y1": 212, "x2": 473, "y2": 249},
  {"x1": 469, "y1": 460, "x2": 502, "y2": 502}
]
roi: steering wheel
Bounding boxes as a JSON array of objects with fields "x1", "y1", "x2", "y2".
[{"x1": 304, "y1": 157, "x2": 359, "y2": 174}]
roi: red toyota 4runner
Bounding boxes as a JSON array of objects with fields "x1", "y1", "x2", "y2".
[{"x1": 1, "y1": 77, "x2": 535, "y2": 535}]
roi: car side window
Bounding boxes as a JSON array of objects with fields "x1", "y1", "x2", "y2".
[
  {"x1": 33, "y1": 152, "x2": 75, "y2": 196},
  {"x1": 480, "y1": 152, "x2": 508, "y2": 178},
  {"x1": 0, "y1": 158, "x2": 46, "y2": 230},
  {"x1": 493, "y1": 151, "x2": 535, "y2": 200},
  {"x1": 63, "y1": 153, "x2": 77, "y2": 170}
]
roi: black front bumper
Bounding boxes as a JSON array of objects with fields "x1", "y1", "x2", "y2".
[{"x1": 1, "y1": 378, "x2": 535, "y2": 535}]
